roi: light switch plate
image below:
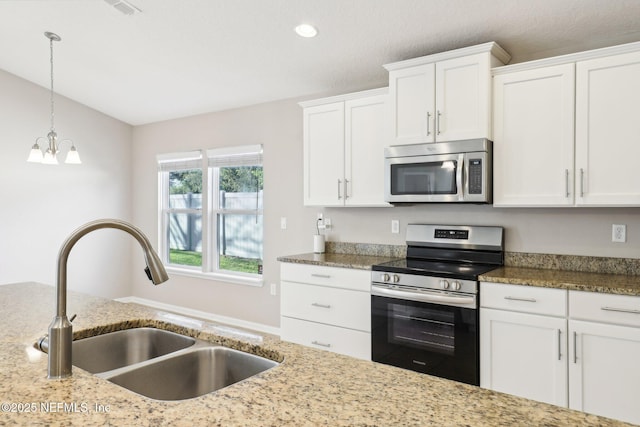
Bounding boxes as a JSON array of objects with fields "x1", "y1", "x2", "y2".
[{"x1": 391, "y1": 220, "x2": 400, "y2": 234}]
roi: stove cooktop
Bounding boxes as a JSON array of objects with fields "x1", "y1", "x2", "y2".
[{"x1": 372, "y1": 258, "x2": 499, "y2": 281}]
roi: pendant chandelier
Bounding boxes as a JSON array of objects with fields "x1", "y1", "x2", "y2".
[{"x1": 27, "y1": 31, "x2": 81, "y2": 165}]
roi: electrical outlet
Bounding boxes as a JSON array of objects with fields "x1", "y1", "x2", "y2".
[
  {"x1": 391, "y1": 220, "x2": 400, "y2": 234},
  {"x1": 270, "y1": 283, "x2": 277, "y2": 296},
  {"x1": 280, "y1": 217, "x2": 287, "y2": 230},
  {"x1": 324, "y1": 218, "x2": 331, "y2": 229},
  {"x1": 612, "y1": 224, "x2": 626, "y2": 243}
]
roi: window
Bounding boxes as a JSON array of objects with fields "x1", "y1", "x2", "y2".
[{"x1": 158, "y1": 145, "x2": 263, "y2": 284}]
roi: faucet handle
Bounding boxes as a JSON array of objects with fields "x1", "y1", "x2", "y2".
[{"x1": 69, "y1": 314, "x2": 77, "y2": 322}]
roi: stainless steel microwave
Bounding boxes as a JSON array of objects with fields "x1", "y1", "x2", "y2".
[{"x1": 384, "y1": 139, "x2": 492, "y2": 203}]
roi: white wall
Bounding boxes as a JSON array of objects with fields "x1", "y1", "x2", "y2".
[
  {"x1": 0, "y1": 69, "x2": 134, "y2": 301},
  {"x1": 131, "y1": 93, "x2": 640, "y2": 329}
]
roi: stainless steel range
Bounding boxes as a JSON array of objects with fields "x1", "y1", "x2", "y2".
[{"x1": 371, "y1": 224, "x2": 504, "y2": 386}]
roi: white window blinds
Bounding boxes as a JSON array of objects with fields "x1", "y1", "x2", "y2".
[
  {"x1": 207, "y1": 144, "x2": 263, "y2": 167},
  {"x1": 157, "y1": 150, "x2": 203, "y2": 171}
]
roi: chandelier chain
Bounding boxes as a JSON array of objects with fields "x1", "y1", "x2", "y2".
[{"x1": 49, "y1": 35, "x2": 55, "y2": 132}]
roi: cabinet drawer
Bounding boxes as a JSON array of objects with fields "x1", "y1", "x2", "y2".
[
  {"x1": 281, "y1": 281, "x2": 370, "y2": 331},
  {"x1": 481, "y1": 282, "x2": 567, "y2": 316},
  {"x1": 281, "y1": 263, "x2": 370, "y2": 292},
  {"x1": 569, "y1": 291, "x2": 640, "y2": 327},
  {"x1": 280, "y1": 316, "x2": 371, "y2": 360}
]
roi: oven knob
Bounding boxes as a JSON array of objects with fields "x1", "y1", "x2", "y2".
[
  {"x1": 382, "y1": 274, "x2": 391, "y2": 282},
  {"x1": 451, "y1": 281, "x2": 461, "y2": 291},
  {"x1": 393, "y1": 275, "x2": 400, "y2": 283},
  {"x1": 440, "y1": 280, "x2": 450, "y2": 290}
]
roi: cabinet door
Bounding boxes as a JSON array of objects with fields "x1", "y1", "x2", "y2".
[
  {"x1": 481, "y1": 308, "x2": 568, "y2": 406},
  {"x1": 303, "y1": 102, "x2": 345, "y2": 206},
  {"x1": 388, "y1": 63, "x2": 435, "y2": 145},
  {"x1": 576, "y1": 51, "x2": 640, "y2": 206},
  {"x1": 435, "y1": 53, "x2": 492, "y2": 142},
  {"x1": 569, "y1": 320, "x2": 640, "y2": 424},
  {"x1": 344, "y1": 94, "x2": 391, "y2": 206},
  {"x1": 493, "y1": 64, "x2": 575, "y2": 206}
]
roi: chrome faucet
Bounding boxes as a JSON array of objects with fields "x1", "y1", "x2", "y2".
[{"x1": 47, "y1": 219, "x2": 169, "y2": 379}]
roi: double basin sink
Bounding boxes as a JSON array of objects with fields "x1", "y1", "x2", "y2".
[{"x1": 44, "y1": 327, "x2": 279, "y2": 401}]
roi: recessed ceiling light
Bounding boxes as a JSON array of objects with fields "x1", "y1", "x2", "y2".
[{"x1": 295, "y1": 24, "x2": 318, "y2": 38}]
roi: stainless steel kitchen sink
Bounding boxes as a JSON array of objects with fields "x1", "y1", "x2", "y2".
[
  {"x1": 37, "y1": 326, "x2": 279, "y2": 400},
  {"x1": 106, "y1": 346, "x2": 279, "y2": 400},
  {"x1": 72, "y1": 327, "x2": 196, "y2": 373}
]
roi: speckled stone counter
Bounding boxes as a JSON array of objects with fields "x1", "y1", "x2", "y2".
[
  {"x1": 276, "y1": 252, "x2": 398, "y2": 270},
  {"x1": 480, "y1": 266, "x2": 640, "y2": 296},
  {"x1": 0, "y1": 282, "x2": 633, "y2": 426}
]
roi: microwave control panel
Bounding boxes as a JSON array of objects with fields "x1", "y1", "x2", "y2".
[{"x1": 468, "y1": 159, "x2": 483, "y2": 194}]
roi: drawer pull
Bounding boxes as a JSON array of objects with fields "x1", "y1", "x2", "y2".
[
  {"x1": 601, "y1": 306, "x2": 640, "y2": 315},
  {"x1": 504, "y1": 296, "x2": 537, "y2": 303},
  {"x1": 311, "y1": 303, "x2": 331, "y2": 309},
  {"x1": 311, "y1": 274, "x2": 331, "y2": 279},
  {"x1": 311, "y1": 340, "x2": 331, "y2": 348}
]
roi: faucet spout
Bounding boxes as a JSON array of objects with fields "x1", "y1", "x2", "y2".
[{"x1": 47, "y1": 218, "x2": 168, "y2": 379}]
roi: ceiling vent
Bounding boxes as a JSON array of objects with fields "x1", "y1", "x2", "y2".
[{"x1": 104, "y1": 0, "x2": 141, "y2": 15}]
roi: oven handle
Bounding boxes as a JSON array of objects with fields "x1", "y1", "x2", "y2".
[{"x1": 371, "y1": 284, "x2": 476, "y2": 308}]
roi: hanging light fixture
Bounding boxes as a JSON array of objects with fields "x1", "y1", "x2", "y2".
[{"x1": 27, "y1": 31, "x2": 81, "y2": 165}]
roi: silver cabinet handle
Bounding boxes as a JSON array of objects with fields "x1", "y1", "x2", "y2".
[
  {"x1": 311, "y1": 340, "x2": 331, "y2": 348},
  {"x1": 337, "y1": 179, "x2": 342, "y2": 200},
  {"x1": 504, "y1": 296, "x2": 537, "y2": 303},
  {"x1": 436, "y1": 110, "x2": 442, "y2": 135},
  {"x1": 573, "y1": 331, "x2": 577, "y2": 364},
  {"x1": 426, "y1": 111, "x2": 432, "y2": 136},
  {"x1": 601, "y1": 306, "x2": 640, "y2": 315},
  {"x1": 344, "y1": 179, "x2": 349, "y2": 200},
  {"x1": 311, "y1": 302, "x2": 331, "y2": 309},
  {"x1": 557, "y1": 329, "x2": 562, "y2": 361},
  {"x1": 580, "y1": 168, "x2": 584, "y2": 197},
  {"x1": 311, "y1": 273, "x2": 331, "y2": 279},
  {"x1": 565, "y1": 169, "x2": 570, "y2": 198}
]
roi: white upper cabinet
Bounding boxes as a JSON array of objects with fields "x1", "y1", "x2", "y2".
[
  {"x1": 493, "y1": 42, "x2": 640, "y2": 207},
  {"x1": 303, "y1": 102, "x2": 345, "y2": 206},
  {"x1": 575, "y1": 50, "x2": 640, "y2": 206},
  {"x1": 344, "y1": 94, "x2": 389, "y2": 206},
  {"x1": 493, "y1": 64, "x2": 576, "y2": 206},
  {"x1": 301, "y1": 88, "x2": 390, "y2": 207},
  {"x1": 386, "y1": 42, "x2": 510, "y2": 145}
]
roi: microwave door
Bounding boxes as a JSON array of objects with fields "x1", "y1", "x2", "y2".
[{"x1": 386, "y1": 154, "x2": 463, "y2": 202}]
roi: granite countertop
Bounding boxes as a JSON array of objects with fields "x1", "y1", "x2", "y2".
[
  {"x1": 276, "y1": 252, "x2": 399, "y2": 270},
  {"x1": 480, "y1": 266, "x2": 640, "y2": 296},
  {"x1": 0, "y1": 282, "x2": 633, "y2": 426}
]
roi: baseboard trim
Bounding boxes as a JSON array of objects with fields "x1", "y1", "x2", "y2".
[{"x1": 115, "y1": 296, "x2": 280, "y2": 337}]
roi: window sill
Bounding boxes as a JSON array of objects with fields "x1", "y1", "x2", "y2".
[{"x1": 165, "y1": 266, "x2": 264, "y2": 287}]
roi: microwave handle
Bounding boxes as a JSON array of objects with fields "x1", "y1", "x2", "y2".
[{"x1": 456, "y1": 154, "x2": 465, "y2": 201}]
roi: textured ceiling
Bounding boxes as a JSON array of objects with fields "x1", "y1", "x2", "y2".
[{"x1": 1, "y1": 0, "x2": 640, "y2": 125}]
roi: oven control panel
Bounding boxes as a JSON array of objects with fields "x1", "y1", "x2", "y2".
[
  {"x1": 371, "y1": 271, "x2": 477, "y2": 294},
  {"x1": 434, "y1": 229, "x2": 469, "y2": 240}
]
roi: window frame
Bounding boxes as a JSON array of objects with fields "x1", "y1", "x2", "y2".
[{"x1": 157, "y1": 146, "x2": 264, "y2": 287}]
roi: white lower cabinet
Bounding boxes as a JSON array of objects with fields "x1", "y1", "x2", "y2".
[
  {"x1": 480, "y1": 282, "x2": 568, "y2": 406},
  {"x1": 481, "y1": 308, "x2": 568, "y2": 406},
  {"x1": 280, "y1": 263, "x2": 371, "y2": 360},
  {"x1": 481, "y1": 282, "x2": 640, "y2": 424},
  {"x1": 280, "y1": 317, "x2": 371, "y2": 360},
  {"x1": 568, "y1": 291, "x2": 640, "y2": 425}
]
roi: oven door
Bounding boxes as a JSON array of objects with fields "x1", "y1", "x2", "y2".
[
  {"x1": 371, "y1": 287, "x2": 479, "y2": 385},
  {"x1": 385, "y1": 153, "x2": 465, "y2": 203}
]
